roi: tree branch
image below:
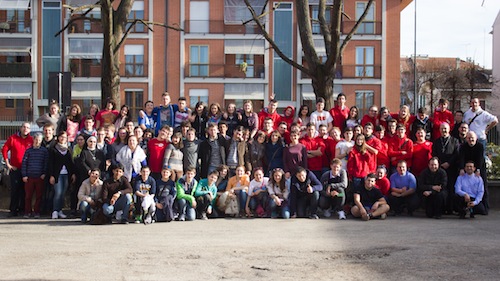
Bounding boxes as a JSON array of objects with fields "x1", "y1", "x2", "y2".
[
  {"x1": 114, "y1": 20, "x2": 183, "y2": 53},
  {"x1": 55, "y1": 1, "x2": 100, "y2": 37},
  {"x1": 243, "y1": 0, "x2": 310, "y2": 74}
]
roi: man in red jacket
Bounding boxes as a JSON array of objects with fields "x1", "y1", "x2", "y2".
[
  {"x1": 300, "y1": 123, "x2": 325, "y2": 180},
  {"x1": 2, "y1": 122, "x2": 33, "y2": 217},
  {"x1": 329, "y1": 93, "x2": 350, "y2": 131},
  {"x1": 388, "y1": 124, "x2": 413, "y2": 174}
]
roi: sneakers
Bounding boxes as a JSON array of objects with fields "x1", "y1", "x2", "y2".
[
  {"x1": 309, "y1": 214, "x2": 320, "y2": 220},
  {"x1": 34, "y1": 213, "x2": 40, "y2": 219},
  {"x1": 323, "y1": 209, "x2": 332, "y2": 218},
  {"x1": 58, "y1": 211, "x2": 67, "y2": 219},
  {"x1": 23, "y1": 213, "x2": 30, "y2": 219},
  {"x1": 362, "y1": 213, "x2": 371, "y2": 221},
  {"x1": 115, "y1": 210, "x2": 123, "y2": 221},
  {"x1": 379, "y1": 213, "x2": 387, "y2": 220},
  {"x1": 207, "y1": 205, "x2": 212, "y2": 215},
  {"x1": 337, "y1": 210, "x2": 346, "y2": 220},
  {"x1": 201, "y1": 212, "x2": 208, "y2": 220},
  {"x1": 52, "y1": 211, "x2": 58, "y2": 219},
  {"x1": 178, "y1": 214, "x2": 186, "y2": 221},
  {"x1": 143, "y1": 213, "x2": 153, "y2": 225}
]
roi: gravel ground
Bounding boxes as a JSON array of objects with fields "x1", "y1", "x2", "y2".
[{"x1": 0, "y1": 210, "x2": 499, "y2": 281}]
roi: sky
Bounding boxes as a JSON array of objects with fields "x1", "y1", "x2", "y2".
[{"x1": 400, "y1": 0, "x2": 500, "y2": 69}]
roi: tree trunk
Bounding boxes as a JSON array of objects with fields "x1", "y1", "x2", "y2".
[{"x1": 311, "y1": 65, "x2": 335, "y2": 109}]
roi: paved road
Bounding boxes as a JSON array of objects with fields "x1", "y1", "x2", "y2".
[{"x1": 0, "y1": 210, "x2": 499, "y2": 281}]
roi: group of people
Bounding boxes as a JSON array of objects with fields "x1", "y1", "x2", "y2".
[{"x1": 1, "y1": 91, "x2": 497, "y2": 224}]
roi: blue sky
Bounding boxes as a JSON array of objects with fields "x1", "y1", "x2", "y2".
[{"x1": 400, "y1": 0, "x2": 500, "y2": 69}]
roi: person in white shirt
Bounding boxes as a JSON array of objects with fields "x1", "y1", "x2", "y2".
[
  {"x1": 463, "y1": 97, "x2": 498, "y2": 153},
  {"x1": 310, "y1": 97, "x2": 333, "y2": 132}
]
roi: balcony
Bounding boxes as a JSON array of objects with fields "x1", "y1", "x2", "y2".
[
  {"x1": 70, "y1": 60, "x2": 148, "y2": 78},
  {"x1": 184, "y1": 20, "x2": 263, "y2": 35},
  {"x1": 301, "y1": 64, "x2": 381, "y2": 79},
  {"x1": 0, "y1": 17, "x2": 31, "y2": 34},
  {"x1": 0, "y1": 63, "x2": 31, "y2": 77},
  {"x1": 184, "y1": 63, "x2": 265, "y2": 79},
  {"x1": 341, "y1": 21, "x2": 382, "y2": 35}
]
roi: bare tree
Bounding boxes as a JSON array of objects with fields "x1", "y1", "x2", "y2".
[
  {"x1": 244, "y1": 0, "x2": 374, "y2": 109},
  {"x1": 56, "y1": 0, "x2": 181, "y2": 108}
]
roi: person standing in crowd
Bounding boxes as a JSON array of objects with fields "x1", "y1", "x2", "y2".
[
  {"x1": 189, "y1": 101, "x2": 208, "y2": 140},
  {"x1": 36, "y1": 101, "x2": 61, "y2": 131},
  {"x1": 57, "y1": 104, "x2": 82, "y2": 146},
  {"x1": 310, "y1": 97, "x2": 333, "y2": 132},
  {"x1": 455, "y1": 122, "x2": 469, "y2": 146},
  {"x1": 240, "y1": 100, "x2": 259, "y2": 139},
  {"x1": 265, "y1": 130, "x2": 285, "y2": 175},
  {"x1": 330, "y1": 93, "x2": 349, "y2": 132},
  {"x1": 336, "y1": 127, "x2": 354, "y2": 169},
  {"x1": 225, "y1": 126, "x2": 251, "y2": 176},
  {"x1": 411, "y1": 127, "x2": 433, "y2": 177},
  {"x1": 116, "y1": 135, "x2": 147, "y2": 182},
  {"x1": 79, "y1": 103, "x2": 99, "y2": 130},
  {"x1": 391, "y1": 105, "x2": 415, "y2": 133},
  {"x1": 78, "y1": 115, "x2": 96, "y2": 140},
  {"x1": 283, "y1": 131, "x2": 308, "y2": 179},
  {"x1": 347, "y1": 134, "x2": 376, "y2": 192},
  {"x1": 432, "y1": 99, "x2": 454, "y2": 140},
  {"x1": 147, "y1": 126, "x2": 169, "y2": 180},
  {"x1": 2, "y1": 122, "x2": 33, "y2": 217},
  {"x1": 344, "y1": 106, "x2": 360, "y2": 130},
  {"x1": 174, "y1": 97, "x2": 191, "y2": 129},
  {"x1": 418, "y1": 157, "x2": 448, "y2": 219},
  {"x1": 138, "y1": 101, "x2": 155, "y2": 131},
  {"x1": 48, "y1": 131, "x2": 75, "y2": 219},
  {"x1": 207, "y1": 102, "x2": 223, "y2": 125},
  {"x1": 153, "y1": 92, "x2": 179, "y2": 135},
  {"x1": 21, "y1": 133, "x2": 48, "y2": 219},
  {"x1": 258, "y1": 99, "x2": 281, "y2": 130},
  {"x1": 198, "y1": 123, "x2": 227, "y2": 179},
  {"x1": 378, "y1": 106, "x2": 392, "y2": 131},
  {"x1": 163, "y1": 132, "x2": 184, "y2": 181},
  {"x1": 300, "y1": 123, "x2": 325, "y2": 180},
  {"x1": 267, "y1": 168, "x2": 290, "y2": 219},
  {"x1": 95, "y1": 99, "x2": 119, "y2": 129},
  {"x1": 450, "y1": 110, "x2": 464, "y2": 139},
  {"x1": 432, "y1": 122, "x2": 460, "y2": 214},
  {"x1": 248, "y1": 131, "x2": 267, "y2": 173},
  {"x1": 410, "y1": 107, "x2": 432, "y2": 141},
  {"x1": 388, "y1": 124, "x2": 413, "y2": 174},
  {"x1": 463, "y1": 97, "x2": 498, "y2": 153},
  {"x1": 361, "y1": 105, "x2": 378, "y2": 127},
  {"x1": 351, "y1": 173, "x2": 390, "y2": 221},
  {"x1": 221, "y1": 103, "x2": 241, "y2": 137},
  {"x1": 458, "y1": 131, "x2": 489, "y2": 213},
  {"x1": 295, "y1": 104, "x2": 311, "y2": 134},
  {"x1": 280, "y1": 106, "x2": 295, "y2": 129}
]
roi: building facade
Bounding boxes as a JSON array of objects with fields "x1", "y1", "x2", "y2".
[{"x1": 0, "y1": 0, "x2": 410, "y2": 138}]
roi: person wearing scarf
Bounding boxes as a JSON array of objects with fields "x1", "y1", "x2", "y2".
[{"x1": 116, "y1": 135, "x2": 147, "y2": 182}]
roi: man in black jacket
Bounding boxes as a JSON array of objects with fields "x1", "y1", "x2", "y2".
[
  {"x1": 418, "y1": 157, "x2": 448, "y2": 219},
  {"x1": 198, "y1": 123, "x2": 227, "y2": 179}
]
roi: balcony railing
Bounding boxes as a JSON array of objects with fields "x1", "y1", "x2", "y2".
[
  {"x1": 70, "y1": 61, "x2": 148, "y2": 78},
  {"x1": 301, "y1": 64, "x2": 381, "y2": 79},
  {"x1": 341, "y1": 21, "x2": 382, "y2": 35},
  {"x1": 184, "y1": 20, "x2": 263, "y2": 35},
  {"x1": 0, "y1": 17, "x2": 31, "y2": 34},
  {"x1": 0, "y1": 63, "x2": 31, "y2": 77},
  {"x1": 184, "y1": 63, "x2": 265, "y2": 78}
]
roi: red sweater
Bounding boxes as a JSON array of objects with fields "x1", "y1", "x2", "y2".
[
  {"x1": 361, "y1": 115, "x2": 378, "y2": 127},
  {"x1": 411, "y1": 141, "x2": 433, "y2": 176},
  {"x1": 347, "y1": 147, "x2": 376, "y2": 179},
  {"x1": 330, "y1": 106, "x2": 350, "y2": 130},
  {"x1": 432, "y1": 109, "x2": 454, "y2": 140},
  {"x1": 390, "y1": 113, "x2": 415, "y2": 132},
  {"x1": 147, "y1": 138, "x2": 169, "y2": 173},
  {"x1": 375, "y1": 177, "x2": 390, "y2": 196},
  {"x1": 258, "y1": 109, "x2": 281, "y2": 130},
  {"x1": 388, "y1": 136, "x2": 413, "y2": 167},
  {"x1": 300, "y1": 135, "x2": 325, "y2": 172},
  {"x1": 2, "y1": 133, "x2": 33, "y2": 169}
]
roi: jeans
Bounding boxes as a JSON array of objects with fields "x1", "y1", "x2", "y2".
[
  {"x1": 9, "y1": 169, "x2": 25, "y2": 214},
  {"x1": 79, "y1": 201, "x2": 93, "y2": 221},
  {"x1": 53, "y1": 174, "x2": 69, "y2": 212},
  {"x1": 296, "y1": 190, "x2": 320, "y2": 217},
  {"x1": 103, "y1": 193, "x2": 132, "y2": 219},
  {"x1": 176, "y1": 198, "x2": 196, "y2": 221},
  {"x1": 268, "y1": 199, "x2": 290, "y2": 219},
  {"x1": 236, "y1": 190, "x2": 248, "y2": 213}
]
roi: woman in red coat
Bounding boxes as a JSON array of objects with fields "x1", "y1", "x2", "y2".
[
  {"x1": 347, "y1": 134, "x2": 376, "y2": 191},
  {"x1": 411, "y1": 127, "x2": 433, "y2": 177}
]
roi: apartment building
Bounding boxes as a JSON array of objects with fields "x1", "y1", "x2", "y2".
[{"x1": 0, "y1": 0, "x2": 410, "y2": 138}]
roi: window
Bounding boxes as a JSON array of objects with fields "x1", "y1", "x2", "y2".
[
  {"x1": 355, "y1": 47, "x2": 374, "y2": 77},
  {"x1": 310, "y1": 5, "x2": 331, "y2": 35},
  {"x1": 224, "y1": 0, "x2": 266, "y2": 24},
  {"x1": 124, "y1": 45, "x2": 144, "y2": 77},
  {"x1": 127, "y1": 1, "x2": 145, "y2": 33},
  {"x1": 356, "y1": 2, "x2": 375, "y2": 34},
  {"x1": 189, "y1": 89, "x2": 209, "y2": 108},
  {"x1": 125, "y1": 90, "x2": 144, "y2": 120},
  {"x1": 235, "y1": 54, "x2": 254, "y2": 78},
  {"x1": 190, "y1": 1, "x2": 209, "y2": 33},
  {"x1": 356, "y1": 91, "x2": 374, "y2": 116},
  {"x1": 6, "y1": 99, "x2": 14, "y2": 108},
  {"x1": 189, "y1": 45, "x2": 209, "y2": 77}
]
